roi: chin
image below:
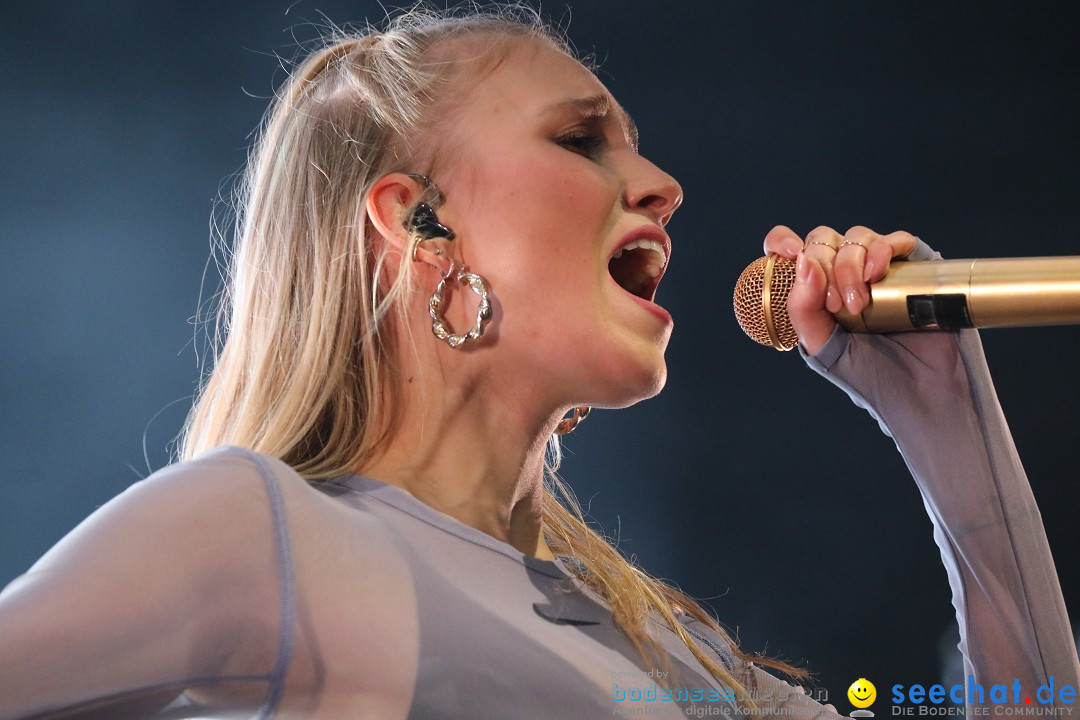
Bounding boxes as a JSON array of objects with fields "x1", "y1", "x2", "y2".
[
  {"x1": 637, "y1": 365, "x2": 668, "y2": 402},
  {"x1": 593, "y1": 358, "x2": 668, "y2": 410}
]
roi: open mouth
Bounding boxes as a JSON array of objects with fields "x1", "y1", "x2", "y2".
[{"x1": 608, "y1": 239, "x2": 668, "y2": 302}]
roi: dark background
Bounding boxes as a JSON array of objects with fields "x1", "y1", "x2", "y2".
[{"x1": 2, "y1": 0, "x2": 1078, "y2": 707}]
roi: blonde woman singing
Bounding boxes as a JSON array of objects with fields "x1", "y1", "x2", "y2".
[{"x1": 1, "y1": 6, "x2": 1075, "y2": 719}]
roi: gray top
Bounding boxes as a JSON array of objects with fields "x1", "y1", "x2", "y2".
[{"x1": 1, "y1": 241, "x2": 1076, "y2": 719}]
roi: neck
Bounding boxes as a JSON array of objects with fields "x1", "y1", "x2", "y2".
[{"x1": 359, "y1": 368, "x2": 562, "y2": 561}]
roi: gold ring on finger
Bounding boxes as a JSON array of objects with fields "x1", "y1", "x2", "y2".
[
  {"x1": 840, "y1": 240, "x2": 868, "y2": 250},
  {"x1": 805, "y1": 240, "x2": 837, "y2": 250}
]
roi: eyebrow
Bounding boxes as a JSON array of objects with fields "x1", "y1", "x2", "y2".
[{"x1": 547, "y1": 94, "x2": 640, "y2": 152}]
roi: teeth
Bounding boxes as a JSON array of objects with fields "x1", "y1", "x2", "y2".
[{"x1": 611, "y1": 239, "x2": 667, "y2": 267}]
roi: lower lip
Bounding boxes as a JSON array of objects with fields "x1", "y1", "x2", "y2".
[{"x1": 616, "y1": 280, "x2": 673, "y2": 324}]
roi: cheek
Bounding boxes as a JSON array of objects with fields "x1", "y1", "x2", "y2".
[
  {"x1": 449, "y1": 145, "x2": 622, "y2": 326},
  {"x1": 468, "y1": 147, "x2": 618, "y2": 240}
]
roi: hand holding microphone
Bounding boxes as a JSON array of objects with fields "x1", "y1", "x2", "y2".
[
  {"x1": 737, "y1": 225, "x2": 1080, "y2": 353},
  {"x1": 742, "y1": 225, "x2": 920, "y2": 354}
]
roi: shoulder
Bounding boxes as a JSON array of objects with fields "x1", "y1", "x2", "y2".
[
  {"x1": 31, "y1": 446, "x2": 312, "y2": 578},
  {"x1": 135, "y1": 449, "x2": 403, "y2": 564},
  {"x1": 137, "y1": 445, "x2": 302, "y2": 494},
  {"x1": 1, "y1": 448, "x2": 313, "y2": 701},
  {"x1": 116, "y1": 446, "x2": 310, "y2": 520}
]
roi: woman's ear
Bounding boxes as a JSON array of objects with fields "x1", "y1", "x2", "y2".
[
  {"x1": 366, "y1": 173, "x2": 454, "y2": 271},
  {"x1": 367, "y1": 172, "x2": 421, "y2": 250}
]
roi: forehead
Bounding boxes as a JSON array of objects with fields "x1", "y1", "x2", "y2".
[{"x1": 460, "y1": 39, "x2": 637, "y2": 142}]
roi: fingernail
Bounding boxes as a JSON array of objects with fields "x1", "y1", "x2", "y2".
[
  {"x1": 844, "y1": 286, "x2": 858, "y2": 308},
  {"x1": 782, "y1": 236, "x2": 802, "y2": 257},
  {"x1": 796, "y1": 251, "x2": 809, "y2": 281},
  {"x1": 863, "y1": 260, "x2": 875, "y2": 282}
]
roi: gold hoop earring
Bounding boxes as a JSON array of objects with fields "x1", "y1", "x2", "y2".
[
  {"x1": 429, "y1": 261, "x2": 492, "y2": 349},
  {"x1": 554, "y1": 406, "x2": 591, "y2": 435}
]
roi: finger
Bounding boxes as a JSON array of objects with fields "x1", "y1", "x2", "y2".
[
  {"x1": 804, "y1": 225, "x2": 843, "y2": 314},
  {"x1": 864, "y1": 230, "x2": 920, "y2": 283},
  {"x1": 762, "y1": 225, "x2": 804, "y2": 259},
  {"x1": 835, "y1": 225, "x2": 879, "y2": 314},
  {"x1": 788, "y1": 251, "x2": 836, "y2": 355}
]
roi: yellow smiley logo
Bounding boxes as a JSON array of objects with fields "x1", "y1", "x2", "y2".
[{"x1": 848, "y1": 678, "x2": 877, "y2": 709}]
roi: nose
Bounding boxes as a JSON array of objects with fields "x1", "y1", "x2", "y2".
[{"x1": 624, "y1": 157, "x2": 683, "y2": 226}]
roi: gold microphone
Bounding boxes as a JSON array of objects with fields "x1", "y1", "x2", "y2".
[{"x1": 734, "y1": 255, "x2": 1080, "y2": 351}]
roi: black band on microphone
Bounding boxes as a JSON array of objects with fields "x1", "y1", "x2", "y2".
[{"x1": 907, "y1": 294, "x2": 974, "y2": 330}]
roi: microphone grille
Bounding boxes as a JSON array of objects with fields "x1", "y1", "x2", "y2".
[{"x1": 733, "y1": 255, "x2": 799, "y2": 351}]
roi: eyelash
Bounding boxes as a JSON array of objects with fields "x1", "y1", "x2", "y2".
[{"x1": 556, "y1": 130, "x2": 605, "y2": 158}]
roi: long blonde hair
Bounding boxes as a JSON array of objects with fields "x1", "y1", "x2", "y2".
[{"x1": 181, "y1": 3, "x2": 802, "y2": 702}]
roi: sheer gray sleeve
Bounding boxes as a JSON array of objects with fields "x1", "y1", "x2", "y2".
[
  {"x1": 0, "y1": 446, "x2": 295, "y2": 720},
  {"x1": 798, "y1": 240, "x2": 1079, "y2": 713}
]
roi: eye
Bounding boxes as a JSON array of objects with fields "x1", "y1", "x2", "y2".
[{"x1": 556, "y1": 130, "x2": 605, "y2": 158}]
